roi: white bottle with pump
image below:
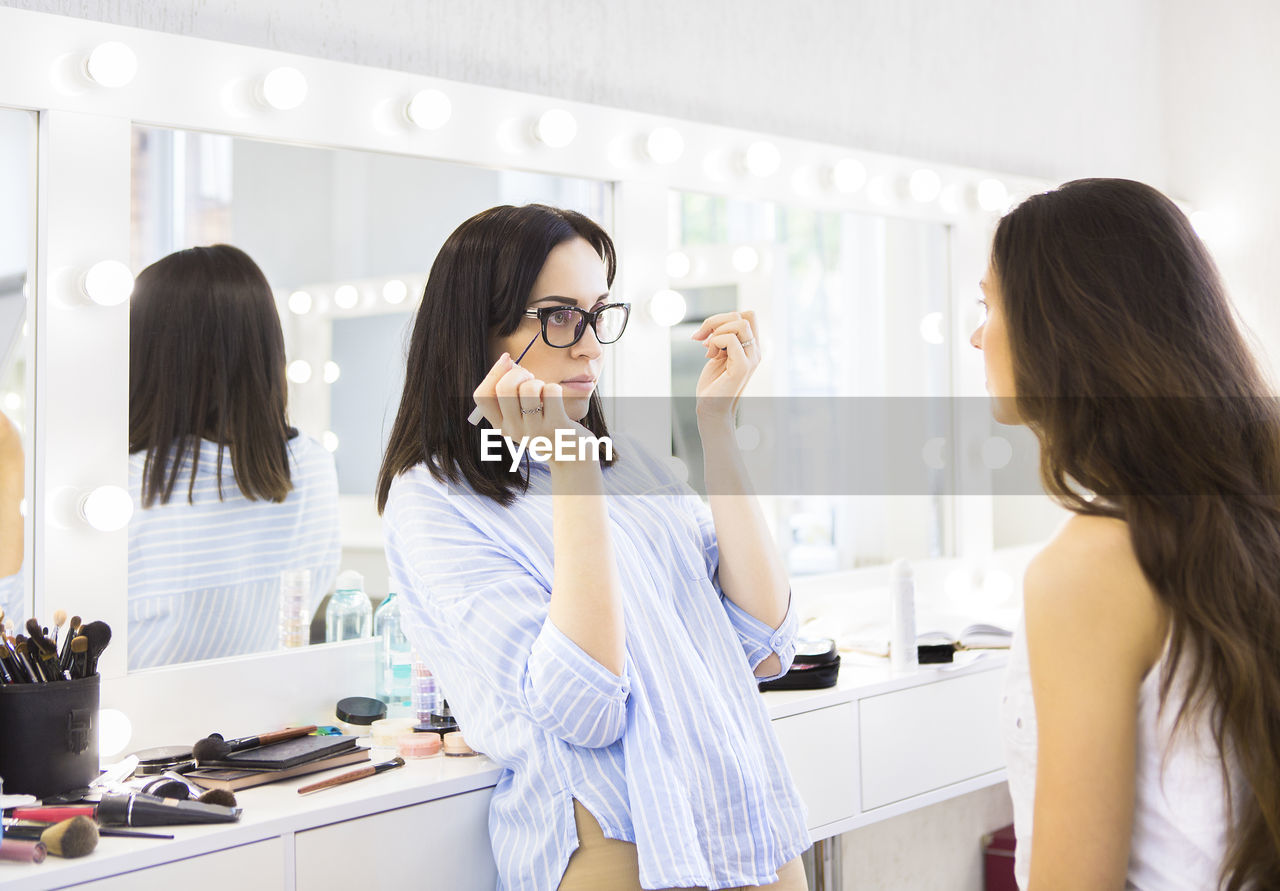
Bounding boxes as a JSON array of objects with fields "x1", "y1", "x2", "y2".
[{"x1": 890, "y1": 559, "x2": 918, "y2": 673}]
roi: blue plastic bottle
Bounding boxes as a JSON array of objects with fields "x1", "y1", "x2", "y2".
[{"x1": 374, "y1": 590, "x2": 412, "y2": 715}]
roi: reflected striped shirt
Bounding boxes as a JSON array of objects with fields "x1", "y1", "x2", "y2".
[
  {"x1": 128, "y1": 433, "x2": 340, "y2": 669},
  {"x1": 383, "y1": 438, "x2": 809, "y2": 891}
]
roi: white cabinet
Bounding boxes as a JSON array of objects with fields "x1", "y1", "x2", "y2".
[
  {"x1": 294, "y1": 788, "x2": 496, "y2": 890},
  {"x1": 858, "y1": 670, "x2": 1005, "y2": 810},
  {"x1": 772, "y1": 702, "x2": 860, "y2": 832},
  {"x1": 64, "y1": 839, "x2": 285, "y2": 891}
]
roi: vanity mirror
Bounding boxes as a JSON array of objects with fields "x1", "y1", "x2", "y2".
[{"x1": 0, "y1": 106, "x2": 34, "y2": 627}]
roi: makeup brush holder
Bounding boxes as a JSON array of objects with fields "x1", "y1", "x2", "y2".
[{"x1": 0, "y1": 674, "x2": 99, "y2": 797}]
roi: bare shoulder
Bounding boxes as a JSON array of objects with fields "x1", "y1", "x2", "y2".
[{"x1": 1023, "y1": 513, "x2": 1167, "y2": 678}]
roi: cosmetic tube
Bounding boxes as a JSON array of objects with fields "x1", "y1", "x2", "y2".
[{"x1": 889, "y1": 560, "x2": 918, "y2": 673}]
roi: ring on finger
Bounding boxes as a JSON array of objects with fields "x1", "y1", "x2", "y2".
[
  {"x1": 521, "y1": 405, "x2": 543, "y2": 414},
  {"x1": 740, "y1": 338, "x2": 755, "y2": 348}
]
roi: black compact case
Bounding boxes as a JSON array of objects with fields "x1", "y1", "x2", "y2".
[
  {"x1": 0, "y1": 673, "x2": 99, "y2": 797},
  {"x1": 757, "y1": 638, "x2": 841, "y2": 691}
]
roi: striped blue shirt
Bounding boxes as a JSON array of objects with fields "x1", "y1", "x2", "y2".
[
  {"x1": 127, "y1": 433, "x2": 340, "y2": 670},
  {"x1": 0, "y1": 569, "x2": 21, "y2": 627},
  {"x1": 383, "y1": 438, "x2": 809, "y2": 891}
]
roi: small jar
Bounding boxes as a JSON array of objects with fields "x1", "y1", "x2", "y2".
[
  {"x1": 397, "y1": 733, "x2": 442, "y2": 759},
  {"x1": 369, "y1": 717, "x2": 416, "y2": 748},
  {"x1": 334, "y1": 696, "x2": 386, "y2": 739}
]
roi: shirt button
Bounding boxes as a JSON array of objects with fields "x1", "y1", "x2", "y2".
[{"x1": 1016, "y1": 718, "x2": 1023, "y2": 729}]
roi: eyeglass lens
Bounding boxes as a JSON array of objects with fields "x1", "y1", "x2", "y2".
[{"x1": 544, "y1": 305, "x2": 628, "y2": 347}]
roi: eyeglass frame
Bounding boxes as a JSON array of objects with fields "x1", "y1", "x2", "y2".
[{"x1": 520, "y1": 302, "x2": 632, "y2": 349}]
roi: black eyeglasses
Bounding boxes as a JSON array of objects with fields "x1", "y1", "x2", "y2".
[{"x1": 521, "y1": 303, "x2": 631, "y2": 349}]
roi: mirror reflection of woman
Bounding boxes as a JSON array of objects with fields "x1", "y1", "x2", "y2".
[
  {"x1": 128, "y1": 245, "x2": 340, "y2": 670},
  {"x1": 378, "y1": 205, "x2": 809, "y2": 890},
  {"x1": 974, "y1": 179, "x2": 1280, "y2": 889}
]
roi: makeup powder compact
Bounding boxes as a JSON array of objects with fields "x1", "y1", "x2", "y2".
[{"x1": 130, "y1": 746, "x2": 196, "y2": 776}]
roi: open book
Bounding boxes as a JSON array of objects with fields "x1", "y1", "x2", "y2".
[{"x1": 844, "y1": 623, "x2": 1013, "y2": 659}]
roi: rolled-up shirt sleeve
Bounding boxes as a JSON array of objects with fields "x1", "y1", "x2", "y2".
[{"x1": 385, "y1": 478, "x2": 630, "y2": 749}]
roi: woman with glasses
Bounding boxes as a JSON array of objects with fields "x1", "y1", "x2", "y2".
[{"x1": 377, "y1": 204, "x2": 808, "y2": 891}]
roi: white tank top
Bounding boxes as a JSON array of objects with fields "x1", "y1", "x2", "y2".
[{"x1": 1001, "y1": 613, "x2": 1234, "y2": 890}]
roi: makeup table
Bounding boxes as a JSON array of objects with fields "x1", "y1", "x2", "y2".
[{"x1": 3, "y1": 653, "x2": 1007, "y2": 890}]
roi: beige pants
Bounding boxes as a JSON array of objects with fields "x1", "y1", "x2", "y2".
[{"x1": 558, "y1": 799, "x2": 809, "y2": 891}]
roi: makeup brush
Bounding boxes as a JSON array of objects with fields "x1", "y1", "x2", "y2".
[
  {"x1": 26, "y1": 617, "x2": 63, "y2": 681},
  {"x1": 197, "y1": 788, "x2": 238, "y2": 808},
  {"x1": 1, "y1": 816, "x2": 100, "y2": 858},
  {"x1": 69, "y1": 635, "x2": 88, "y2": 680},
  {"x1": 14, "y1": 638, "x2": 42, "y2": 683},
  {"x1": 192, "y1": 724, "x2": 318, "y2": 763},
  {"x1": 0, "y1": 839, "x2": 46, "y2": 863},
  {"x1": 58, "y1": 614, "x2": 81, "y2": 671},
  {"x1": 297, "y1": 755, "x2": 406, "y2": 794},
  {"x1": 78, "y1": 620, "x2": 112, "y2": 676},
  {"x1": 51, "y1": 609, "x2": 67, "y2": 650}
]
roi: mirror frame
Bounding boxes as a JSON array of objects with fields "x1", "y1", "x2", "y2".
[{"x1": 0, "y1": 7, "x2": 1052, "y2": 681}]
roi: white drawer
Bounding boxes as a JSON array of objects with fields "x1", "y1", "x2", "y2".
[
  {"x1": 66, "y1": 839, "x2": 285, "y2": 891},
  {"x1": 859, "y1": 669, "x2": 1005, "y2": 810},
  {"x1": 772, "y1": 701, "x2": 859, "y2": 830},
  {"x1": 294, "y1": 788, "x2": 496, "y2": 890}
]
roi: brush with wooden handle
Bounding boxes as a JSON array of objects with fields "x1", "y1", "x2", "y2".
[
  {"x1": 297, "y1": 756, "x2": 405, "y2": 794},
  {"x1": 192, "y1": 724, "x2": 318, "y2": 763}
]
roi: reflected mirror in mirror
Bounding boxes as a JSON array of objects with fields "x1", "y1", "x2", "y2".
[
  {"x1": 668, "y1": 192, "x2": 951, "y2": 574},
  {"x1": 130, "y1": 127, "x2": 610, "y2": 669},
  {"x1": 0, "y1": 108, "x2": 33, "y2": 629}
]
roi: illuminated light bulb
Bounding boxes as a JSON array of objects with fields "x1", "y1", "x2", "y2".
[
  {"x1": 84, "y1": 42, "x2": 137, "y2": 88},
  {"x1": 287, "y1": 290, "x2": 313, "y2": 315},
  {"x1": 80, "y1": 485, "x2": 134, "y2": 532},
  {"x1": 666, "y1": 252, "x2": 692, "y2": 279},
  {"x1": 667, "y1": 455, "x2": 690, "y2": 483},
  {"x1": 732, "y1": 246, "x2": 760, "y2": 274},
  {"x1": 81, "y1": 260, "x2": 134, "y2": 306},
  {"x1": 322, "y1": 431, "x2": 340, "y2": 452},
  {"x1": 922, "y1": 437, "x2": 947, "y2": 470},
  {"x1": 830, "y1": 158, "x2": 867, "y2": 193},
  {"x1": 735, "y1": 424, "x2": 762, "y2": 451},
  {"x1": 257, "y1": 67, "x2": 308, "y2": 111},
  {"x1": 866, "y1": 175, "x2": 894, "y2": 206},
  {"x1": 323, "y1": 361, "x2": 341, "y2": 384},
  {"x1": 2, "y1": 392, "x2": 20, "y2": 412},
  {"x1": 382, "y1": 279, "x2": 409, "y2": 304},
  {"x1": 287, "y1": 360, "x2": 313, "y2": 384},
  {"x1": 333, "y1": 284, "x2": 360, "y2": 309},
  {"x1": 18, "y1": 498, "x2": 26, "y2": 518},
  {"x1": 98, "y1": 708, "x2": 133, "y2": 758},
  {"x1": 534, "y1": 109, "x2": 577, "y2": 148},
  {"x1": 982, "y1": 436, "x2": 1013, "y2": 470},
  {"x1": 909, "y1": 169, "x2": 942, "y2": 203},
  {"x1": 645, "y1": 126, "x2": 684, "y2": 164},
  {"x1": 976, "y1": 178, "x2": 1009, "y2": 212},
  {"x1": 648, "y1": 289, "x2": 687, "y2": 327},
  {"x1": 918, "y1": 311, "x2": 945, "y2": 345},
  {"x1": 743, "y1": 141, "x2": 781, "y2": 177},
  {"x1": 405, "y1": 88, "x2": 452, "y2": 130}
]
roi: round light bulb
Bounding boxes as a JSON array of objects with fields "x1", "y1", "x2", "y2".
[
  {"x1": 648, "y1": 289, "x2": 687, "y2": 328},
  {"x1": 2, "y1": 392, "x2": 20, "y2": 412},
  {"x1": 405, "y1": 88, "x2": 452, "y2": 130},
  {"x1": 666, "y1": 251, "x2": 692, "y2": 279},
  {"x1": 732, "y1": 246, "x2": 760, "y2": 274},
  {"x1": 645, "y1": 126, "x2": 685, "y2": 164},
  {"x1": 982, "y1": 436, "x2": 1013, "y2": 470},
  {"x1": 976, "y1": 178, "x2": 1009, "y2": 212},
  {"x1": 286, "y1": 359, "x2": 313, "y2": 384},
  {"x1": 322, "y1": 431, "x2": 340, "y2": 452},
  {"x1": 382, "y1": 279, "x2": 408, "y2": 304},
  {"x1": 830, "y1": 158, "x2": 867, "y2": 193},
  {"x1": 323, "y1": 360, "x2": 341, "y2": 384},
  {"x1": 918, "y1": 311, "x2": 945, "y2": 345},
  {"x1": 534, "y1": 109, "x2": 578, "y2": 148},
  {"x1": 259, "y1": 67, "x2": 308, "y2": 111},
  {"x1": 85, "y1": 42, "x2": 138, "y2": 89},
  {"x1": 80, "y1": 485, "x2": 133, "y2": 532},
  {"x1": 909, "y1": 169, "x2": 942, "y2": 203},
  {"x1": 287, "y1": 290, "x2": 313, "y2": 315},
  {"x1": 735, "y1": 424, "x2": 762, "y2": 451},
  {"x1": 333, "y1": 284, "x2": 360, "y2": 309},
  {"x1": 743, "y1": 141, "x2": 781, "y2": 177},
  {"x1": 98, "y1": 708, "x2": 133, "y2": 758},
  {"x1": 82, "y1": 260, "x2": 134, "y2": 306}
]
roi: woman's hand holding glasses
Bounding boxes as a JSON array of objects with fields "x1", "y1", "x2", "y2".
[
  {"x1": 691, "y1": 310, "x2": 761, "y2": 423},
  {"x1": 471, "y1": 354, "x2": 593, "y2": 460}
]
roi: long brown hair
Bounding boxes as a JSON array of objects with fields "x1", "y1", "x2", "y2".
[
  {"x1": 992, "y1": 178, "x2": 1280, "y2": 889},
  {"x1": 129, "y1": 244, "x2": 293, "y2": 506},
  {"x1": 376, "y1": 204, "x2": 616, "y2": 510}
]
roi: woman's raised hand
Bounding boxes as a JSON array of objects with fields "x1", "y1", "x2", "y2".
[
  {"x1": 690, "y1": 310, "x2": 761, "y2": 421},
  {"x1": 472, "y1": 353, "x2": 589, "y2": 459}
]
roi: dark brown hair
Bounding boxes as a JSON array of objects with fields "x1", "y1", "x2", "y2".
[
  {"x1": 129, "y1": 244, "x2": 292, "y2": 507},
  {"x1": 992, "y1": 178, "x2": 1280, "y2": 889},
  {"x1": 376, "y1": 204, "x2": 616, "y2": 510}
]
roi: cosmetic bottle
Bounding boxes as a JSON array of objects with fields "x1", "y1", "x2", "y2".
[
  {"x1": 411, "y1": 661, "x2": 439, "y2": 725},
  {"x1": 374, "y1": 591, "x2": 412, "y2": 715},
  {"x1": 890, "y1": 559, "x2": 918, "y2": 673},
  {"x1": 325, "y1": 571, "x2": 372, "y2": 643},
  {"x1": 278, "y1": 569, "x2": 311, "y2": 649}
]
